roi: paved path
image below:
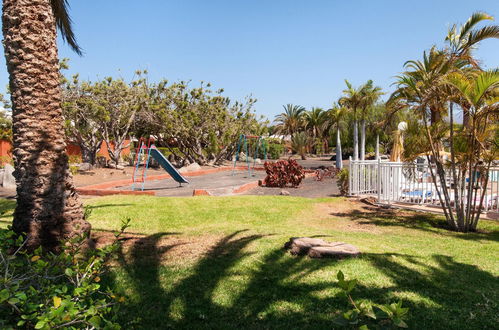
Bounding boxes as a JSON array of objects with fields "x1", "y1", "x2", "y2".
[{"x1": 118, "y1": 170, "x2": 265, "y2": 197}]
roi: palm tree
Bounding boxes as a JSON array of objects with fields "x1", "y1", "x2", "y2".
[
  {"x1": 304, "y1": 107, "x2": 327, "y2": 154},
  {"x1": 442, "y1": 69, "x2": 499, "y2": 231},
  {"x1": 274, "y1": 104, "x2": 305, "y2": 137},
  {"x1": 445, "y1": 12, "x2": 499, "y2": 128},
  {"x1": 291, "y1": 132, "x2": 310, "y2": 160},
  {"x1": 359, "y1": 80, "x2": 383, "y2": 160},
  {"x1": 327, "y1": 105, "x2": 347, "y2": 169},
  {"x1": 339, "y1": 80, "x2": 363, "y2": 160},
  {"x1": 3, "y1": 0, "x2": 89, "y2": 249}
]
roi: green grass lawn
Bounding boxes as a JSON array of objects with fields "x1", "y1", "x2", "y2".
[{"x1": 1, "y1": 196, "x2": 498, "y2": 329}]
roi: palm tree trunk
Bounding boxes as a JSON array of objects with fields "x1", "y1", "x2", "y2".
[
  {"x1": 3, "y1": 0, "x2": 89, "y2": 250},
  {"x1": 360, "y1": 119, "x2": 366, "y2": 160},
  {"x1": 353, "y1": 120, "x2": 359, "y2": 160},
  {"x1": 375, "y1": 134, "x2": 380, "y2": 160},
  {"x1": 336, "y1": 127, "x2": 342, "y2": 169}
]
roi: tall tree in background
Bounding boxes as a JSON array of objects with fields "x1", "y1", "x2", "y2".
[
  {"x1": 274, "y1": 104, "x2": 305, "y2": 136},
  {"x1": 327, "y1": 105, "x2": 347, "y2": 169},
  {"x1": 304, "y1": 107, "x2": 327, "y2": 153},
  {"x1": 2, "y1": 0, "x2": 89, "y2": 249},
  {"x1": 359, "y1": 80, "x2": 383, "y2": 160},
  {"x1": 339, "y1": 80, "x2": 363, "y2": 160}
]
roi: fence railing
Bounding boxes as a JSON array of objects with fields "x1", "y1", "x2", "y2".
[{"x1": 349, "y1": 158, "x2": 499, "y2": 214}]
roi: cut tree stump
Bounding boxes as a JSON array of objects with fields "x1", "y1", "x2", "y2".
[{"x1": 284, "y1": 237, "x2": 360, "y2": 258}]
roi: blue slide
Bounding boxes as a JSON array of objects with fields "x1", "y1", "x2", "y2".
[{"x1": 150, "y1": 147, "x2": 189, "y2": 184}]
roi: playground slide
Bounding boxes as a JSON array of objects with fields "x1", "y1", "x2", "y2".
[{"x1": 150, "y1": 147, "x2": 189, "y2": 184}]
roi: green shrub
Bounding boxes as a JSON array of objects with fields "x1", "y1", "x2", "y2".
[
  {"x1": 337, "y1": 168, "x2": 349, "y2": 195},
  {"x1": 334, "y1": 271, "x2": 409, "y2": 328},
  {"x1": 69, "y1": 165, "x2": 79, "y2": 175},
  {"x1": 156, "y1": 147, "x2": 180, "y2": 158},
  {"x1": 0, "y1": 219, "x2": 130, "y2": 329},
  {"x1": 0, "y1": 155, "x2": 13, "y2": 169},
  {"x1": 68, "y1": 155, "x2": 82, "y2": 165},
  {"x1": 267, "y1": 143, "x2": 284, "y2": 160}
]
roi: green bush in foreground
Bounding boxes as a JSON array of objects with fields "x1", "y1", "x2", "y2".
[
  {"x1": 0, "y1": 219, "x2": 130, "y2": 329},
  {"x1": 334, "y1": 271, "x2": 409, "y2": 329}
]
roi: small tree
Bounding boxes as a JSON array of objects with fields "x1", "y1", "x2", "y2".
[
  {"x1": 62, "y1": 75, "x2": 104, "y2": 165},
  {"x1": 98, "y1": 74, "x2": 148, "y2": 166}
]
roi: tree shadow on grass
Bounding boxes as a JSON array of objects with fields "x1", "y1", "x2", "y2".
[
  {"x1": 331, "y1": 206, "x2": 499, "y2": 243},
  {"x1": 359, "y1": 253, "x2": 499, "y2": 329},
  {"x1": 106, "y1": 231, "x2": 498, "y2": 329},
  {"x1": 85, "y1": 203, "x2": 134, "y2": 210}
]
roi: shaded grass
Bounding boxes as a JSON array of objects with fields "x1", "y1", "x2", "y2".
[{"x1": 2, "y1": 195, "x2": 499, "y2": 329}]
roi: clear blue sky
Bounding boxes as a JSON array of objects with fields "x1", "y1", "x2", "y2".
[{"x1": 0, "y1": 0, "x2": 498, "y2": 120}]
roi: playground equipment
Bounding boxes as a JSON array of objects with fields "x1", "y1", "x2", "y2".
[
  {"x1": 132, "y1": 138, "x2": 189, "y2": 191},
  {"x1": 232, "y1": 134, "x2": 267, "y2": 177}
]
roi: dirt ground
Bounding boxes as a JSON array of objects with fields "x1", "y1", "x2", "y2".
[
  {"x1": 244, "y1": 176, "x2": 340, "y2": 198},
  {"x1": 0, "y1": 157, "x2": 342, "y2": 199}
]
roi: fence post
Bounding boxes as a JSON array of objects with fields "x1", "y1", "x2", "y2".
[
  {"x1": 377, "y1": 157, "x2": 381, "y2": 203},
  {"x1": 348, "y1": 156, "x2": 352, "y2": 196}
]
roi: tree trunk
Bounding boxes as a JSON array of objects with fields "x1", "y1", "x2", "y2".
[
  {"x1": 430, "y1": 107, "x2": 441, "y2": 124},
  {"x1": 360, "y1": 119, "x2": 366, "y2": 160},
  {"x1": 375, "y1": 134, "x2": 379, "y2": 160},
  {"x1": 336, "y1": 128, "x2": 342, "y2": 169},
  {"x1": 80, "y1": 144, "x2": 97, "y2": 165},
  {"x1": 2, "y1": 0, "x2": 89, "y2": 250},
  {"x1": 462, "y1": 104, "x2": 470, "y2": 130},
  {"x1": 353, "y1": 120, "x2": 359, "y2": 160}
]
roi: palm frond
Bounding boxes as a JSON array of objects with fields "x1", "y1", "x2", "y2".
[
  {"x1": 459, "y1": 12, "x2": 494, "y2": 42},
  {"x1": 51, "y1": 0, "x2": 82, "y2": 55}
]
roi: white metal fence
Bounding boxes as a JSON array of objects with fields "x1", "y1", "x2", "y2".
[{"x1": 349, "y1": 158, "x2": 499, "y2": 214}]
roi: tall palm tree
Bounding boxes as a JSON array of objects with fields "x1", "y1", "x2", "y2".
[
  {"x1": 3, "y1": 0, "x2": 89, "y2": 250},
  {"x1": 359, "y1": 80, "x2": 383, "y2": 160},
  {"x1": 339, "y1": 80, "x2": 363, "y2": 160},
  {"x1": 327, "y1": 105, "x2": 347, "y2": 169},
  {"x1": 274, "y1": 104, "x2": 305, "y2": 136},
  {"x1": 445, "y1": 11, "x2": 499, "y2": 128},
  {"x1": 304, "y1": 107, "x2": 327, "y2": 153},
  {"x1": 443, "y1": 69, "x2": 499, "y2": 231}
]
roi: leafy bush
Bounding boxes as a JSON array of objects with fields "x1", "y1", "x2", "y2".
[
  {"x1": 263, "y1": 159, "x2": 305, "y2": 188},
  {"x1": 267, "y1": 143, "x2": 284, "y2": 160},
  {"x1": 334, "y1": 271, "x2": 409, "y2": 329},
  {"x1": 68, "y1": 155, "x2": 82, "y2": 164},
  {"x1": 337, "y1": 168, "x2": 349, "y2": 195},
  {"x1": 0, "y1": 219, "x2": 130, "y2": 329},
  {"x1": 0, "y1": 155, "x2": 13, "y2": 169}
]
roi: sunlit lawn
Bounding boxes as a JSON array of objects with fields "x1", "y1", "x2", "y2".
[{"x1": 1, "y1": 196, "x2": 498, "y2": 329}]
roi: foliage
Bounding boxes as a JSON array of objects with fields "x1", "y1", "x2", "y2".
[
  {"x1": 315, "y1": 167, "x2": 339, "y2": 181},
  {"x1": 134, "y1": 81, "x2": 262, "y2": 165},
  {"x1": 62, "y1": 74, "x2": 105, "y2": 165},
  {"x1": 274, "y1": 104, "x2": 306, "y2": 136},
  {"x1": 334, "y1": 271, "x2": 409, "y2": 329},
  {"x1": 68, "y1": 155, "x2": 82, "y2": 164},
  {"x1": 291, "y1": 132, "x2": 311, "y2": 160},
  {"x1": 390, "y1": 12, "x2": 499, "y2": 232},
  {"x1": 263, "y1": 159, "x2": 305, "y2": 187},
  {"x1": 337, "y1": 168, "x2": 349, "y2": 195},
  {"x1": 267, "y1": 143, "x2": 284, "y2": 160},
  {"x1": 0, "y1": 156, "x2": 13, "y2": 168},
  {"x1": 0, "y1": 109, "x2": 12, "y2": 142},
  {"x1": 0, "y1": 218, "x2": 130, "y2": 329}
]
